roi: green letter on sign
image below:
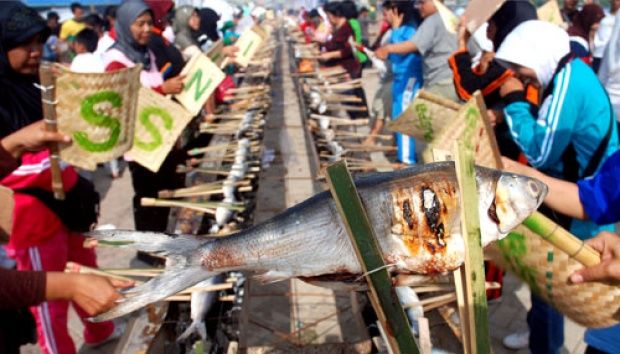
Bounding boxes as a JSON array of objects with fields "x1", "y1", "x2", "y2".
[
  {"x1": 74, "y1": 91, "x2": 122, "y2": 152},
  {"x1": 184, "y1": 69, "x2": 213, "y2": 102},
  {"x1": 134, "y1": 106, "x2": 173, "y2": 151}
]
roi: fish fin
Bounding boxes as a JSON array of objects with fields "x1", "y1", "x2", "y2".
[
  {"x1": 91, "y1": 267, "x2": 213, "y2": 322},
  {"x1": 85, "y1": 229, "x2": 207, "y2": 257},
  {"x1": 177, "y1": 319, "x2": 207, "y2": 342},
  {"x1": 254, "y1": 270, "x2": 293, "y2": 284}
]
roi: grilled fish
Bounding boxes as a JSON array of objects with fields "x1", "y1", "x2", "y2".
[{"x1": 88, "y1": 162, "x2": 546, "y2": 321}]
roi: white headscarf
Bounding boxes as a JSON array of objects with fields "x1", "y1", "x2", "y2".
[{"x1": 495, "y1": 20, "x2": 570, "y2": 88}]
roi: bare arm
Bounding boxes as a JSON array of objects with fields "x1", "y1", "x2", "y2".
[
  {"x1": 501, "y1": 157, "x2": 587, "y2": 220},
  {"x1": 375, "y1": 41, "x2": 418, "y2": 60}
]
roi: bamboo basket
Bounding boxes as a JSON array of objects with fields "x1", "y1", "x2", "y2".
[
  {"x1": 417, "y1": 92, "x2": 620, "y2": 328},
  {"x1": 487, "y1": 226, "x2": 620, "y2": 328}
]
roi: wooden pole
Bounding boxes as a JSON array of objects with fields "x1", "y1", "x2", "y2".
[
  {"x1": 39, "y1": 62, "x2": 65, "y2": 200},
  {"x1": 453, "y1": 139, "x2": 491, "y2": 354},
  {"x1": 325, "y1": 160, "x2": 420, "y2": 354}
]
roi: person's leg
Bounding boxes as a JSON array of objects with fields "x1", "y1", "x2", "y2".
[
  {"x1": 12, "y1": 233, "x2": 76, "y2": 354},
  {"x1": 527, "y1": 293, "x2": 564, "y2": 354},
  {"x1": 128, "y1": 161, "x2": 171, "y2": 232},
  {"x1": 66, "y1": 232, "x2": 115, "y2": 344}
]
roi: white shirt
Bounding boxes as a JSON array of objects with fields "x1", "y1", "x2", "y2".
[
  {"x1": 95, "y1": 32, "x2": 115, "y2": 58},
  {"x1": 70, "y1": 52, "x2": 105, "y2": 73},
  {"x1": 593, "y1": 12, "x2": 617, "y2": 58}
]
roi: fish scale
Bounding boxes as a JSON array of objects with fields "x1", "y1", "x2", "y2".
[{"x1": 87, "y1": 162, "x2": 547, "y2": 321}]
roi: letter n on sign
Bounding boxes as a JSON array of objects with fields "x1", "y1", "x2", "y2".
[
  {"x1": 175, "y1": 53, "x2": 226, "y2": 116},
  {"x1": 126, "y1": 88, "x2": 194, "y2": 172}
]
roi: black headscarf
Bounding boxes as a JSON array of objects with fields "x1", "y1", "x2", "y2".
[
  {"x1": 112, "y1": 0, "x2": 152, "y2": 70},
  {"x1": 490, "y1": 0, "x2": 537, "y2": 51},
  {"x1": 197, "y1": 8, "x2": 220, "y2": 42},
  {"x1": 0, "y1": 1, "x2": 50, "y2": 138}
]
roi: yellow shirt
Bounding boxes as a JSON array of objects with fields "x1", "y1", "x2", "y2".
[{"x1": 59, "y1": 19, "x2": 86, "y2": 41}]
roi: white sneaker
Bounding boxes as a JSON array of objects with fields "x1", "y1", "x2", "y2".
[{"x1": 502, "y1": 330, "x2": 529, "y2": 350}]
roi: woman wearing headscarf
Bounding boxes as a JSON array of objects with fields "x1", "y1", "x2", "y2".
[
  {"x1": 449, "y1": 0, "x2": 538, "y2": 161},
  {"x1": 144, "y1": 0, "x2": 185, "y2": 80},
  {"x1": 194, "y1": 8, "x2": 220, "y2": 50},
  {"x1": 103, "y1": 0, "x2": 186, "y2": 233},
  {"x1": 568, "y1": 3, "x2": 605, "y2": 65},
  {"x1": 0, "y1": 2, "x2": 122, "y2": 353},
  {"x1": 173, "y1": 5, "x2": 202, "y2": 60},
  {"x1": 496, "y1": 20, "x2": 619, "y2": 354}
]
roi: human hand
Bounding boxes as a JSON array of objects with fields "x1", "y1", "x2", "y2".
[
  {"x1": 500, "y1": 77, "x2": 524, "y2": 97},
  {"x1": 570, "y1": 232, "x2": 620, "y2": 283},
  {"x1": 162, "y1": 74, "x2": 186, "y2": 95},
  {"x1": 457, "y1": 17, "x2": 471, "y2": 50},
  {"x1": 486, "y1": 108, "x2": 503, "y2": 127},
  {"x1": 1, "y1": 120, "x2": 71, "y2": 159},
  {"x1": 222, "y1": 45, "x2": 239, "y2": 59},
  {"x1": 46, "y1": 273, "x2": 134, "y2": 316},
  {"x1": 69, "y1": 274, "x2": 134, "y2": 316},
  {"x1": 375, "y1": 45, "x2": 390, "y2": 60}
]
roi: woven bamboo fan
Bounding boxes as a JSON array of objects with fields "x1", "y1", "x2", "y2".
[
  {"x1": 487, "y1": 227, "x2": 620, "y2": 328},
  {"x1": 55, "y1": 65, "x2": 142, "y2": 170}
]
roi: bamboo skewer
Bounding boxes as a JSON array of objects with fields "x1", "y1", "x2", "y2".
[
  {"x1": 39, "y1": 62, "x2": 65, "y2": 200},
  {"x1": 140, "y1": 198, "x2": 246, "y2": 214}
]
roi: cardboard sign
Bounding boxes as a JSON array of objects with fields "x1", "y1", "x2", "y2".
[
  {"x1": 234, "y1": 27, "x2": 265, "y2": 67},
  {"x1": 538, "y1": 0, "x2": 566, "y2": 28},
  {"x1": 422, "y1": 93, "x2": 501, "y2": 169},
  {"x1": 462, "y1": 0, "x2": 506, "y2": 33},
  {"x1": 175, "y1": 53, "x2": 226, "y2": 116},
  {"x1": 0, "y1": 185, "x2": 13, "y2": 243},
  {"x1": 387, "y1": 90, "x2": 459, "y2": 143},
  {"x1": 55, "y1": 65, "x2": 141, "y2": 170},
  {"x1": 434, "y1": 0, "x2": 458, "y2": 33},
  {"x1": 206, "y1": 40, "x2": 225, "y2": 67},
  {"x1": 126, "y1": 88, "x2": 194, "y2": 172}
]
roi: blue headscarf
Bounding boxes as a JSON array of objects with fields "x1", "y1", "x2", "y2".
[{"x1": 112, "y1": 0, "x2": 153, "y2": 70}]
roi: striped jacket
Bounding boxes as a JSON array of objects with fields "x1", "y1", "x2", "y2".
[{"x1": 503, "y1": 58, "x2": 619, "y2": 238}]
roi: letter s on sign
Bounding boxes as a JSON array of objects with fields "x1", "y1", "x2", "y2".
[
  {"x1": 74, "y1": 91, "x2": 122, "y2": 152},
  {"x1": 133, "y1": 106, "x2": 173, "y2": 151}
]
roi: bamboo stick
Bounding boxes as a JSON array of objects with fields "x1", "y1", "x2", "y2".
[
  {"x1": 523, "y1": 211, "x2": 600, "y2": 267},
  {"x1": 39, "y1": 62, "x2": 65, "y2": 200}
]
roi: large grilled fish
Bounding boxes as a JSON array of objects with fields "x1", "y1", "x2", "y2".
[{"x1": 88, "y1": 162, "x2": 546, "y2": 321}]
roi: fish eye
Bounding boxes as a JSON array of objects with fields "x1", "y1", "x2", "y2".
[{"x1": 528, "y1": 180, "x2": 539, "y2": 195}]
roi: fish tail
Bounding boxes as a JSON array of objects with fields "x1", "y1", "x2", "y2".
[
  {"x1": 91, "y1": 266, "x2": 215, "y2": 322},
  {"x1": 177, "y1": 319, "x2": 206, "y2": 342},
  {"x1": 85, "y1": 230, "x2": 216, "y2": 322}
]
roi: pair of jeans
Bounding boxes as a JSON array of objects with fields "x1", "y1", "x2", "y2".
[{"x1": 527, "y1": 293, "x2": 564, "y2": 354}]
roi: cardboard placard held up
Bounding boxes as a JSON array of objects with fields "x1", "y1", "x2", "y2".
[
  {"x1": 205, "y1": 40, "x2": 225, "y2": 67},
  {"x1": 126, "y1": 88, "x2": 194, "y2": 172},
  {"x1": 55, "y1": 65, "x2": 141, "y2": 170},
  {"x1": 462, "y1": 0, "x2": 506, "y2": 33},
  {"x1": 434, "y1": 0, "x2": 458, "y2": 33},
  {"x1": 387, "y1": 90, "x2": 459, "y2": 143},
  {"x1": 175, "y1": 53, "x2": 226, "y2": 116},
  {"x1": 0, "y1": 186, "x2": 14, "y2": 243},
  {"x1": 421, "y1": 93, "x2": 501, "y2": 169},
  {"x1": 234, "y1": 26, "x2": 267, "y2": 67},
  {"x1": 538, "y1": 0, "x2": 566, "y2": 28}
]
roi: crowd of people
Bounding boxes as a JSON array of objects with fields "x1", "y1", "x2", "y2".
[
  {"x1": 0, "y1": 0, "x2": 620, "y2": 353},
  {"x1": 296, "y1": 0, "x2": 620, "y2": 353},
  {"x1": 0, "y1": 0, "x2": 266, "y2": 352}
]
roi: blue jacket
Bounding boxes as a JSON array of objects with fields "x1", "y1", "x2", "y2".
[
  {"x1": 503, "y1": 59, "x2": 618, "y2": 238},
  {"x1": 576, "y1": 149, "x2": 620, "y2": 353}
]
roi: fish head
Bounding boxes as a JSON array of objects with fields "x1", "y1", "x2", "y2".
[{"x1": 476, "y1": 167, "x2": 547, "y2": 245}]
